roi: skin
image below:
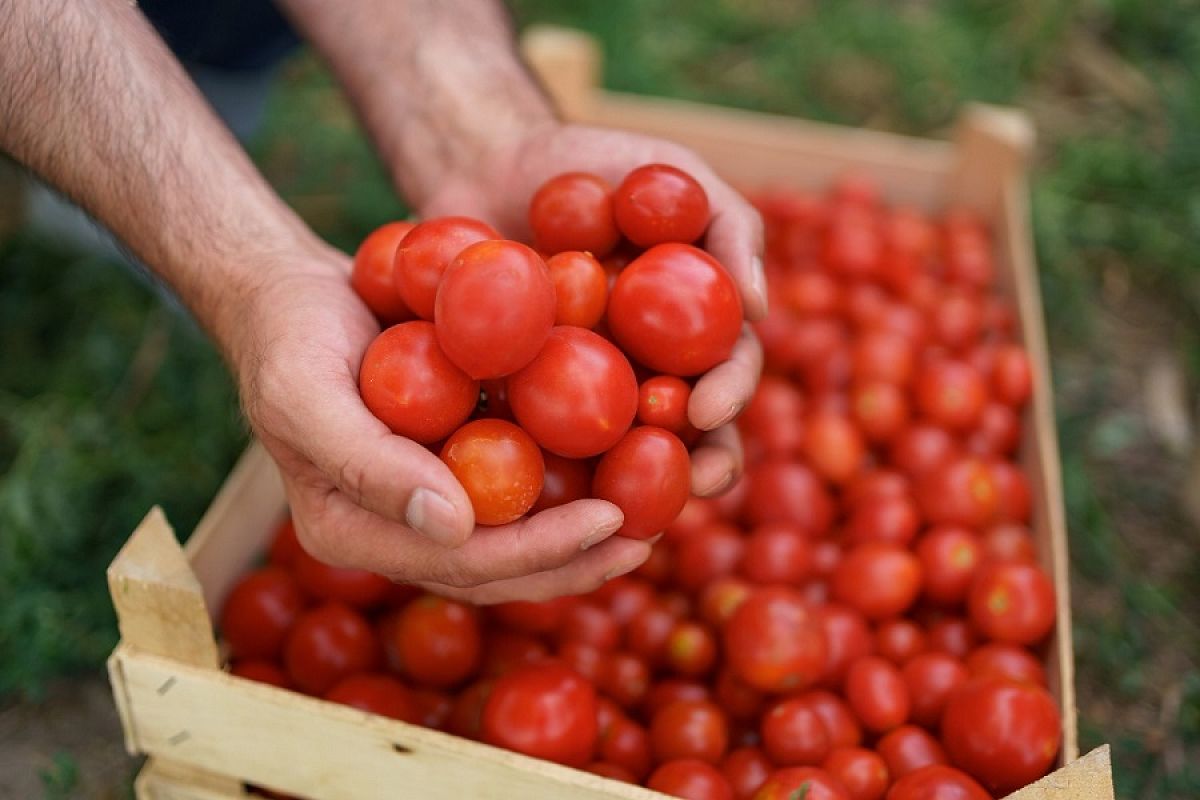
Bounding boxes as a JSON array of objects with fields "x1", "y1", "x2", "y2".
[{"x1": 0, "y1": 0, "x2": 765, "y2": 602}]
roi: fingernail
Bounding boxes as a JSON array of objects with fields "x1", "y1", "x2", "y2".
[
  {"x1": 581, "y1": 513, "x2": 624, "y2": 550},
  {"x1": 707, "y1": 401, "x2": 743, "y2": 431},
  {"x1": 751, "y1": 255, "x2": 768, "y2": 310},
  {"x1": 405, "y1": 487, "x2": 464, "y2": 546},
  {"x1": 699, "y1": 470, "x2": 734, "y2": 497},
  {"x1": 605, "y1": 552, "x2": 650, "y2": 581},
  {"x1": 646, "y1": 533, "x2": 665, "y2": 545}
]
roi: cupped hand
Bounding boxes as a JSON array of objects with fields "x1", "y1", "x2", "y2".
[
  {"x1": 234, "y1": 244, "x2": 652, "y2": 603},
  {"x1": 421, "y1": 122, "x2": 766, "y2": 497}
]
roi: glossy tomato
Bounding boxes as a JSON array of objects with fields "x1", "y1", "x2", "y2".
[
  {"x1": 546, "y1": 250, "x2": 608, "y2": 329},
  {"x1": 876, "y1": 725, "x2": 947, "y2": 779},
  {"x1": 722, "y1": 747, "x2": 773, "y2": 800},
  {"x1": 440, "y1": 418, "x2": 544, "y2": 525},
  {"x1": 850, "y1": 380, "x2": 910, "y2": 442},
  {"x1": 917, "y1": 457, "x2": 998, "y2": 528},
  {"x1": 283, "y1": 603, "x2": 380, "y2": 695},
  {"x1": 665, "y1": 621, "x2": 718, "y2": 678},
  {"x1": 651, "y1": 699, "x2": 730, "y2": 764},
  {"x1": 761, "y1": 698, "x2": 831, "y2": 766},
  {"x1": 832, "y1": 543, "x2": 922, "y2": 621},
  {"x1": 267, "y1": 516, "x2": 302, "y2": 567},
  {"x1": 600, "y1": 715, "x2": 652, "y2": 780},
  {"x1": 844, "y1": 494, "x2": 920, "y2": 547},
  {"x1": 992, "y1": 344, "x2": 1032, "y2": 407},
  {"x1": 292, "y1": 546, "x2": 392, "y2": 612},
  {"x1": 528, "y1": 172, "x2": 620, "y2": 257},
  {"x1": 593, "y1": 426, "x2": 691, "y2": 540},
  {"x1": 804, "y1": 412, "x2": 866, "y2": 485},
  {"x1": 528, "y1": 452, "x2": 591, "y2": 514},
  {"x1": 915, "y1": 360, "x2": 986, "y2": 431},
  {"x1": 742, "y1": 461, "x2": 835, "y2": 535},
  {"x1": 885, "y1": 765, "x2": 989, "y2": 800},
  {"x1": 614, "y1": 164, "x2": 711, "y2": 247},
  {"x1": 324, "y1": 673, "x2": 419, "y2": 722},
  {"x1": 394, "y1": 216, "x2": 498, "y2": 320},
  {"x1": 638, "y1": 375, "x2": 696, "y2": 437},
  {"x1": 598, "y1": 651, "x2": 652, "y2": 709},
  {"x1": 741, "y1": 523, "x2": 813, "y2": 585},
  {"x1": 901, "y1": 653, "x2": 969, "y2": 728},
  {"x1": 874, "y1": 620, "x2": 927, "y2": 665},
  {"x1": 649, "y1": 759, "x2": 735, "y2": 800},
  {"x1": 817, "y1": 605, "x2": 875, "y2": 688},
  {"x1": 698, "y1": 577, "x2": 753, "y2": 629},
  {"x1": 915, "y1": 526, "x2": 982, "y2": 606},
  {"x1": 350, "y1": 220, "x2": 415, "y2": 324},
  {"x1": 753, "y1": 766, "x2": 851, "y2": 800},
  {"x1": 822, "y1": 747, "x2": 888, "y2": 800},
  {"x1": 724, "y1": 587, "x2": 826, "y2": 693},
  {"x1": 967, "y1": 562, "x2": 1055, "y2": 645},
  {"x1": 382, "y1": 594, "x2": 481, "y2": 688},
  {"x1": 844, "y1": 656, "x2": 909, "y2": 734},
  {"x1": 220, "y1": 566, "x2": 306, "y2": 660},
  {"x1": 481, "y1": 661, "x2": 598, "y2": 767}
]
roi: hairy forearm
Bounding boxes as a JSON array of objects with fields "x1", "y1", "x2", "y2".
[
  {"x1": 0, "y1": 0, "x2": 328, "y2": 364},
  {"x1": 277, "y1": 0, "x2": 556, "y2": 208}
]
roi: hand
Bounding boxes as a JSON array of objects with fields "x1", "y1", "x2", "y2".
[
  {"x1": 234, "y1": 243, "x2": 653, "y2": 603},
  {"x1": 421, "y1": 122, "x2": 767, "y2": 497}
]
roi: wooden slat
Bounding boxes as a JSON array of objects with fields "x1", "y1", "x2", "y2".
[
  {"x1": 136, "y1": 759, "x2": 248, "y2": 800},
  {"x1": 1004, "y1": 747, "x2": 1113, "y2": 800}
]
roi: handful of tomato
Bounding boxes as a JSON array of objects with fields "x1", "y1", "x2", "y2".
[{"x1": 225, "y1": 173, "x2": 1061, "y2": 800}]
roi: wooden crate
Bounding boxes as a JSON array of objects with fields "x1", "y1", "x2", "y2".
[{"x1": 107, "y1": 25, "x2": 1113, "y2": 800}]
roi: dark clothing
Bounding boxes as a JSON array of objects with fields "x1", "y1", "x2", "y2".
[{"x1": 138, "y1": 0, "x2": 300, "y2": 71}]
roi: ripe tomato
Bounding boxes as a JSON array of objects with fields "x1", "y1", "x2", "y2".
[
  {"x1": 698, "y1": 577, "x2": 753, "y2": 629},
  {"x1": 358, "y1": 321, "x2": 479, "y2": 443},
  {"x1": 434, "y1": 240, "x2": 556, "y2": 379},
  {"x1": 508, "y1": 326, "x2": 638, "y2": 458},
  {"x1": 440, "y1": 418, "x2": 544, "y2": 525},
  {"x1": 649, "y1": 759, "x2": 735, "y2": 800},
  {"x1": 722, "y1": 747, "x2": 773, "y2": 800},
  {"x1": 560, "y1": 603, "x2": 620, "y2": 651},
  {"x1": 600, "y1": 715, "x2": 652, "y2": 781},
  {"x1": 267, "y1": 516, "x2": 302, "y2": 567},
  {"x1": 825, "y1": 209, "x2": 882, "y2": 281},
  {"x1": 613, "y1": 164, "x2": 711, "y2": 247},
  {"x1": 627, "y1": 601, "x2": 682, "y2": 663},
  {"x1": 529, "y1": 172, "x2": 620, "y2": 257},
  {"x1": 851, "y1": 381, "x2": 909, "y2": 442},
  {"x1": 599, "y1": 651, "x2": 652, "y2": 709},
  {"x1": 739, "y1": 375, "x2": 806, "y2": 461},
  {"x1": 854, "y1": 330, "x2": 916, "y2": 386},
  {"x1": 393, "y1": 216, "x2": 498, "y2": 320},
  {"x1": 714, "y1": 668, "x2": 765, "y2": 722},
  {"x1": 783, "y1": 270, "x2": 842, "y2": 317},
  {"x1": 981, "y1": 522, "x2": 1037, "y2": 564},
  {"x1": 528, "y1": 452, "x2": 591, "y2": 514},
  {"x1": 490, "y1": 596, "x2": 572, "y2": 635},
  {"x1": 645, "y1": 679, "x2": 712, "y2": 718},
  {"x1": 761, "y1": 698, "x2": 831, "y2": 766},
  {"x1": 481, "y1": 661, "x2": 598, "y2": 767},
  {"x1": 481, "y1": 630, "x2": 549, "y2": 678},
  {"x1": 753, "y1": 766, "x2": 851, "y2": 800},
  {"x1": 724, "y1": 587, "x2": 826, "y2": 693},
  {"x1": 742, "y1": 461, "x2": 835, "y2": 536},
  {"x1": 876, "y1": 725, "x2": 947, "y2": 779},
  {"x1": 889, "y1": 423, "x2": 958, "y2": 478},
  {"x1": 817, "y1": 605, "x2": 875, "y2": 688},
  {"x1": 804, "y1": 412, "x2": 866, "y2": 484},
  {"x1": 925, "y1": 616, "x2": 977, "y2": 659},
  {"x1": 917, "y1": 457, "x2": 998, "y2": 528},
  {"x1": 382, "y1": 594, "x2": 481, "y2": 688},
  {"x1": 842, "y1": 469, "x2": 909, "y2": 511},
  {"x1": 844, "y1": 495, "x2": 920, "y2": 547},
  {"x1": 902, "y1": 653, "x2": 969, "y2": 728},
  {"x1": 283, "y1": 603, "x2": 380, "y2": 695},
  {"x1": 651, "y1": 699, "x2": 730, "y2": 764},
  {"x1": 593, "y1": 426, "x2": 691, "y2": 540},
  {"x1": 741, "y1": 524, "x2": 813, "y2": 585},
  {"x1": 293, "y1": 547, "x2": 391, "y2": 610},
  {"x1": 885, "y1": 765, "x2": 990, "y2": 800},
  {"x1": 638, "y1": 375, "x2": 696, "y2": 437},
  {"x1": 929, "y1": 290, "x2": 983, "y2": 351},
  {"x1": 941, "y1": 678, "x2": 1061, "y2": 794},
  {"x1": 822, "y1": 747, "x2": 888, "y2": 800},
  {"x1": 586, "y1": 762, "x2": 637, "y2": 783},
  {"x1": 558, "y1": 641, "x2": 603, "y2": 683},
  {"x1": 915, "y1": 525, "x2": 982, "y2": 606},
  {"x1": 874, "y1": 620, "x2": 927, "y2": 665},
  {"x1": 220, "y1": 566, "x2": 306, "y2": 660},
  {"x1": 915, "y1": 360, "x2": 986, "y2": 431},
  {"x1": 832, "y1": 543, "x2": 922, "y2": 621},
  {"x1": 546, "y1": 250, "x2": 608, "y2": 329},
  {"x1": 988, "y1": 459, "x2": 1032, "y2": 522},
  {"x1": 844, "y1": 656, "x2": 909, "y2": 734},
  {"x1": 351, "y1": 221, "x2": 416, "y2": 324},
  {"x1": 967, "y1": 563, "x2": 1055, "y2": 645},
  {"x1": 965, "y1": 401, "x2": 1020, "y2": 457},
  {"x1": 665, "y1": 621, "x2": 718, "y2": 678},
  {"x1": 965, "y1": 643, "x2": 1047, "y2": 685},
  {"x1": 794, "y1": 691, "x2": 863, "y2": 750},
  {"x1": 608, "y1": 243, "x2": 743, "y2": 376},
  {"x1": 324, "y1": 673, "x2": 419, "y2": 722},
  {"x1": 230, "y1": 660, "x2": 291, "y2": 689},
  {"x1": 598, "y1": 577, "x2": 657, "y2": 624},
  {"x1": 992, "y1": 344, "x2": 1032, "y2": 407}
]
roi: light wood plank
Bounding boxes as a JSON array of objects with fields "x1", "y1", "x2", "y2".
[{"x1": 1004, "y1": 746, "x2": 1113, "y2": 800}]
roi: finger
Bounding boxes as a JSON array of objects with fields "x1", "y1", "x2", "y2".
[
  {"x1": 420, "y1": 535, "x2": 653, "y2": 605},
  {"x1": 688, "y1": 324, "x2": 763, "y2": 430},
  {"x1": 689, "y1": 423, "x2": 745, "y2": 497},
  {"x1": 699, "y1": 178, "x2": 767, "y2": 321}
]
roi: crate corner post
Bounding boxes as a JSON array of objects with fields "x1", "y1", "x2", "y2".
[
  {"x1": 948, "y1": 103, "x2": 1036, "y2": 216},
  {"x1": 520, "y1": 24, "x2": 602, "y2": 120}
]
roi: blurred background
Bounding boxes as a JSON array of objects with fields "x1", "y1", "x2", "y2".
[{"x1": 1, "y1": 1, "x2": 1197, "y2": 797}]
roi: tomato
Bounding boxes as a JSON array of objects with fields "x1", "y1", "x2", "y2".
[
  {"x1": 528, "y1": 172, "x2": 620, "y2": 257},
  {"x1": 761, "y1": 697, "x2": 831, "y2": 766},
  {"x1": 490, "y1": 596, "x2": 572, "y2": 635},
  {"x1": 667, "y1": 496, "x2": 722, "y2": 541},
  {"x1": 851, "y1": 381, "x2": 910, "y2": 442},
  {"x1": 925, "y1": 617, "x2": 977, "y2": 659},
  {"x1": 652, "y1": 699, "x2": 730, "y2": 765},
  {"x1": 635, "y1": 541, "x2": 675, "y2": 584},
  {"x1": 324, "y1": 673, "x2": 419, "y2": 722},
  {"x1": 560, "y1": 603, "x2": 620, "y2": 651},
  {"x1": 874, "y1": 620, "x2": 927, "y2": 665},
  {"x1": 825, "y1": 209, "x2": 882, "y2": 281},
  {"x1": 230, "y1": 660, "x2": 291, "y2": 689},
  {"x1": 822, "y1": 747, "x2": 888, "y2": 800},
  {"x1": 966, "y1": 643, "x2": 1046, "y2": 686},
  {"x1": 529, "y1": 452, "x2": 592, "y2": 514},
  {"x1": 793, "y1": 691, "x2": 863, "y2": 750},
  {"x1": 393, "y1": 216, "x2": 499, "y2": 320},
  {"x1": 844, "y1": 283, "x2": 890, "y2": 329},
  {"x1": 804, "y1": 412, "x2": 866, "y2": 485},
  {"x1": 981, "y1": 522, "x2": 1037, "y2": 564},
  {"x1": 546, "y1": 250, "x2": 608, "y2": 329},
  {"x1": 753, "y1": 766, "x2": 851, "y2": 800},
  {"x1": 559, "y1": 641, "x2": 603, "y2": 683},
  {"x1": 915, "y1": 360, "x2": 986, "y2": 431},
  {"x1": 988, "y1": 459, "x2": 1032, "y2": 522},
  {"x1": 382, "y1": 594, "x2": 481, "y2": 688},
  {"x1": 967, "y1": 563, "x2": 1055, "y2": 645},
  {"x1": 902, "y1": 653, "x2": 968, "y2": 728},
  {"x1": 876, "y1": 725, "x2": 947, "y2": 779},
  {"x1": 722, "y1": 747, "x2": 773, "y2": 800},
  {"x1": 889, "y1": 423, "x2": 958, "y2": 478},
  {"x1": 508, "y1": 326, "x2": 638, "y2": 458},
  {"x1": 481, "y1": 661, "x2": 598, "y2": 767},
  {"x1": 842, "y1": 469, "x2": 909, "y2": 511},
  {"x1": 844, "y1": 494, "x2": 920, "y2": 547},
  {"x1": 742, "y1": 461, "x2": 835, "y2": 536},
  {"x1": 593, "y1": 426, "x2": 691, "y2": 539},
  {"x1": 440, "y1": 419, "x2": 544, "y2": 526},
  {"x1": 267, "y1": 517, "x2": 303, "y2": 567},
  {"x1": 434, "y1": 240, "x2": 556, "y2": 379},
  {"x1": 445, "y1": 679, "x2": 493, "y2": 740},
  {"x1": 350, "y1": 221, "x2": 416, "y2": 324},
  {"x1": 481, "y1": 630, "x2": 548, "y2": 678},
  {"x1": 220, "y1": 566, "x2": 306, "y2": 660},
  {"x1": 739, "y1": 375, "x2": 806, "y2": 461},
  {"x1": 714, "y1": 668, "x2": 765, "y2": 722},
  {"x1": 965, "y1": 401, "x2": 1020, "y2": 457},
  {"x1": 359, "y1": 321, "x2": 479, "y2": 443},
  {"x1": 816, "y1": 605, "x2": 875, "y2": 688},
  {"x1": 645, "y1": 679, "x2": 712, "y2": 718},
  {"x1": 586, "y1": 762, "x2": 637, "y2": 783},
  {"x1": 844, "y1": 656, "x2": 909, "y2": 734},
  {"x1": 608, "y1": 243, "x2": 743, "y2": 376},
  {"x1": 992, "y1": 344, "x2": 1033, "y2": 407},
  {"x1": 941, "y1": 678, "x2": 1061, "y2": 794},
  {"x1": 283, "y1": 603, "x2": 380, "y2": 695},
  {"x1": 599, "y1": 651, "x2": 652, "y2": 709},
  {"x1": 627, "y1": 601, "x2": 681, "y2": 664},
  {"x1": 698, "y1": 576, "x2": 753, "y2": 629},
  {"x1": 598, "y1": 577, "x2": 657, "y2": 625},
  {"x1": 292, "y1": 547, "x2": 391, "y2": 610},
  {"x1": 649, "y1": 759, "x2": 735, "y2": 800},
  {"x1": 929, "y1": 290, "x2": 983, "y2": 351},
  {"x1": 783, "y1": 271, "x2": 842, "y2": 317},
  {"x1": 740, "y1": 524, "x2": 813, "y2": 585},
  {"x1": 665, "y1": 621, "x2": 718, "y2": 678},
  {"x1": 915, "y1": 525, "x2": 982, "y2": 606},
  {"x1": 638, "y1": 375, "x2": 696, "y2": 437},
  {"x1": 725, "y1": 587, "x2": 826, "y2": 693},
  {"x1": 600, "y1": 715, "x2": 652, "y2": 781},
  {"x1": 917, "y1": 457, "x2": 998, "y2": 528},
  {"x1": 885, "y1": 765, "x2": 990, "y2": 800},
  {"x1": 614, "y1": 164, "x2": 711, "y2": 247},
  {"x1": 832, "y1": 543, "x2": 922, "y2": 621}
]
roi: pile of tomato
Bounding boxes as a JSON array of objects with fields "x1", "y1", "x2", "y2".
[{"x1": 221, "y1": 172, "x2": 1062, "y2": 800}]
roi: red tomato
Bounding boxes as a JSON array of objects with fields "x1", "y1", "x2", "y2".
[
  {"x1": 645, "y1": 679, "x2": 713, "y2": 718},
  {"x1": 627, "y1": 600, "x2": 682, "y2": 664},
  {"x1": 794, "y1": 691, "x2": 863, "y2": 750},
  {"x1": 926, "y1": 616, "x2": 977, "y2": 659},
  {"x1": 593, "y1": 426, "x2": 691, "y2": 540},
  {"x1": 324, "y1": 673, "x2": 419, "y2": 722},
  {"x1": 267, "y1": 517, "x2": 302, "y2": 567},
  {"x1": 804, "y1": 412, "x2": 866, "y2": 484},
  {"x1": 941, "y1": 678, "x2": 1061, "y2": 794},
  {"x1": 434, "y1": 240, "x2": 555, "y2": 379},
  {"x1": 871, "y1": 304, "x2": 928, "y2": 347},
  {"x1": 649, "y1": 759, "x2": 735, "y2": 800},
  {"x1": 889, "y1": 424, "x2": 958, "y2": 478},
  {"x1": 558, "y1": 641, "x2": 603, "y2": 683},
  {"x1": 876, "y1": 725, "x2": 947, "y2": 779},
  {"x1": 817, "y1": 605, "x2": 875, "y2": 688},
  {"x1": 822, "y1": 747, "x2": 888, "y2": 800},
  {"x1": 902, "y1": 653, "x2": 969, "y2": 728},
  {"x1": 742, "y1": 461, "x2": 835, "y2": 535},
  {"x1": 293, "y1": 548, "x2": 391, "y2": 610},
  {"x1": 635, "y1": 540, "x2": 675, "y2": 584},
  {"x1": 739, "y1": 375, "x2": 806, "y2": 460},
  {"x1": 992, "y1": 344, "x2": 1033, "y2": 407},
  {"x1": 608, "y1": 243, "x2": 743, "y2": 376},
  {"x1": 988, "y1": 459, "x2": 1032, "y2": 522},
  {"x1": 843, "y1": 469, "x2": 909, "y2": 511},
  {"x1": 600, "y1": 715, "x2": 652, "y2": 781},
  {"x1": 741, "y1": 524, "x2": 813, "y2": 585},
  {"x1": 667, "y1": 496, "x2": 722, "y2": 541},
  {"x1": 845, "y1": 656, "x2": 909, "y2": 734},
  {"x1": 874, "y1": 620, "x2": 927, "y2": 665},
  {"x1": 529, "y1": 452, "x2": 592, "y2": 514},
  {"x1": 490, "y1": 596, "x2": 572, "y2": 635},
  {"x1": 528, "y1": 172, "x2": 620, "y2": 257},
  {"x1": 917, "y1": 457, "x2": 998, "y2": 528},
  {"x1": 714, "y1": 668, "x2": 765, "y2": 722},
  {"x1": 220, "y1": 566, "x2": 306, "y2": 660},
  {"x1": 440, "y1": 418, "x2": 544, "y2": 526},
  {"x1": 508, "y1": 326, "x2": 638, "y2": 458},
  {"x1": 915, "y1": 525, "x2": 983, "y2": 606},
  {"x1": 445, "y1": 678, "x2": 494, "y2": 739},
  {"x1": 698, "y1": 576, "x2": 753, "y2": 629},
  {"x1": 783, "y1": 271, "x2": 842, "y2": 317},
  {"x1": 965, "y1": 643, "x2": 1047, "y2": 685},
  {"x1": 359, "y1": 321, "x2": 479, "y2": 443},
  {"x1": 753, "y1": 766, "x2": 851, "y2": 800},
  {"x1": 929, "y1": 290, "x2": 983, "y2": 351},
  {"x1": 981, "y1": 522, "x2": 1038, "y2": 564},
  {"x1": 665, "y1": 621, "x2": 719, "y2": 678},
  {"x1": 382, "y1": 594, "x2": 481, "y2": 688},
  {"x1": 851, "y1": 381, "x2": 910, "y2": 442},
  {"x1": 915, "y1": 360, "x2": 986, "y2": 431},
  {"x1": 546, "y1": 250, "x2": 608, "y2": 329},
  {"x1": 651, "y1": 700, "x2": 730, "y2": 764},
  {"x1": 965, "y1": 401, "x2": 1020, "y2": 457},
  {"x1": 350, "y1": 221, "x2": 416, "y2": 324},
  {"x1": 283, "y1": 603, "x2": 380, "y2": 695},
  {"x1": 614, "y1": 164, "x2": 711, "y2": 247},
  {"x1": 638, "y1": 375, "x2": 696, "y2": 437},
  {"x1": 761, "y1": 698, "x2": 831, "y2": 766},
  {"x1": 394, "y1": 216, "x2": 498, "y2": 320},
  {"x1": 844, "y1": 495, "x2": 920, "y2": 547},
  {"x1": 832, "y1": 543, "x2": 922, "y2": 621},
  {"x1": 725, "y1": 587, "x2": 827, "y2": 693},
  {"x1": 585, "y1": 762, "x2": 637, "y2": 783},
  {"x1": 967, "y1": 563, "x2": 1056, "y2": 645},
  {"x1": 230, "y1": 660, "x2": 291, "y2": 689},
  {"x1": 481, "y1": 661, "x2": 598, "y2": 767},
  {"x1": 885, "y1": 765, "x2": 990, "y2": 800},
  {"x1": 598, "y1": 577, "x2": 657, "y2": 624},
  {"x1": 825, "y1": 210, "x2": 882, "y2": 281},
  {"x1": 844, "y1": 283, "x2": 890, "y2": 329},
  {"x1": 599, "y1": 651, "x2": 652, "y2": 709},
  {"x1": 481, "y1": 631, "x2": 549, "y2": 678},
  {"x1": 723, "y1": 747, "x2": 773, "y2": 800},
  {"x1": 560, "y1": 603, "x2": 620, "y2": 651}
]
